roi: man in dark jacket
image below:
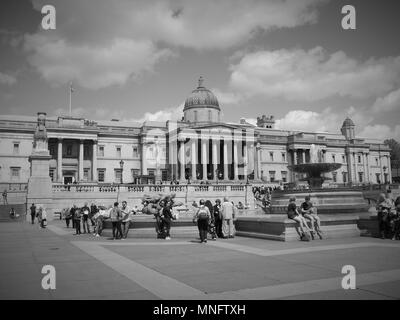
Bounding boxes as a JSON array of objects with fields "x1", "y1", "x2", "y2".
[
  {"x1": 30, "y1": 203, "x2": 36, "y2": 224},
  {"x1": 213, "y1": 199, "x2": 223, "y2": 238}
]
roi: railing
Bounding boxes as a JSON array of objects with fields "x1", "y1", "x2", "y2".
[
  {"x1": 0, "y1": 183, "x2": 28, "y2": 191},
  {"x1": 52, "y1": 183, "x2": 251, "y2": 194}
]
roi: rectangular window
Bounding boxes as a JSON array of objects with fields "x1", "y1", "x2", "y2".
[
  {"x1": 67, "y1": 145, "x2": 73, "y2": 156},
  {"x1": 358, "y1": 172, "x2": 363, "y2": 183},
  {"x1": 10, "y1": 167, "x2": 20, "y2": 180},
  {"x1": 358, "y1": 155, "x2": 361, "y2": 163},
  {"x1": 132, "y1": 147, "x2": 138, "y2": 158},
  {"x1": 281, "y1": 171, "x2": 287, "y2": 183},
  {"x1": 375, "y1": 158, "x2": 379, "y2": 166},
  {"x1": 98, "y1": 146, "x2": 105, "y2": 157},
  {"x1": 161, "y1": 170, "x2": 168, "y2": 181},
  {"x1": 131, "y1": 169, "x2": 139, "y2": 179},
  {"x1": 116, "y1": 146, "x2": 122, "y2": 158},
  {"x1": 282, "y1": 153, "x2": 286, "y2": 162},
  {"x1": 269, "y1": 170, "x2": 276, "y2": 182},
  {"x1": 13, "y1": 143, "x2": 20, "y2": 155},
  {"x1": 332, "y1": 171, "x2": 337, "y2": 182},
  {"x1": 49, "y1": 169, "x2": 55, "y2": 182},
  {"x1": 342, "y1": 155, "x2": 346, "y2": 163},
  {"x1": 84, "y1": 145, "x2": 90, "y2": 159},
  {"x1": 342, "y1": 172, "x2": 348, "y2": 183},
  {"x1": 114, "y1": 169, "x2": 122, "y2": 183},
  {"x1": 148, "y1": 169, "x2": 155, "y2": 176},
  {"x1": 98, "y1": 169, "x2": 105, "y2": 182},
  {"x1": 83, "y1": 169, "x2": 89, "y2": 182},
  {"x1": 332, "y1": 154, "x2": 336, "y2": 163},
  {"x1": 376, "y1": 173, "x2": 381, "y2": 184},
  {"x1": 269, "y1": 152, "x2": 274, "y2": 162}
]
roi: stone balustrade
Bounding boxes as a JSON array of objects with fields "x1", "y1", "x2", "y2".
[{"x1": 51, "y1": 183, "x2": 252, "y2": 195}]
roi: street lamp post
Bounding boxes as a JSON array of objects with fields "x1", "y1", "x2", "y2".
[{"x1": 119, "y1": 159, "x2": 124, "y2": 184}]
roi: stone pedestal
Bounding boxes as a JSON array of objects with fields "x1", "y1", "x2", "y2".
[{"x1": 27, "y1": 153, "x2": 52, "y2": 215}]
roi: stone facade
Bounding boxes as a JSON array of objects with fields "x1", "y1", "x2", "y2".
[{"x1": 0, "y1": 78, "x2": 392, "y2": 187}]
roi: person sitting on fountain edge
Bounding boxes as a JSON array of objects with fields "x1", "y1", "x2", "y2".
[
  {"x1": 300, "y1": 196, "x2": 323, "y2": 239},
  {"x1": 287, "y1": 197, "x2": 312, "y2": 240}
]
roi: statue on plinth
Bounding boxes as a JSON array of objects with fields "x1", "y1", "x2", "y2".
[{"x1": 32, "y1": 112, "x2": 49, "y2": 155}]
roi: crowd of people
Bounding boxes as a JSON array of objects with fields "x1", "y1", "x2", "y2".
[
  {"x1": 286, "y1": 195, "x2": 323, "y2": 241},
  {"x1": 54, "y1": 194, "x2": 239, "y2": 243},
  {"x1": 62, "y1": 201, "x2": 136, "y2": 240},
  {"x1": 376, "y1": 191, "x2": 400, "y2": 240}
]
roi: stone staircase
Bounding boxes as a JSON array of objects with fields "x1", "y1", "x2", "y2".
[{"x1": 0, "y1": 204, "x2": 26, "y2": 222}]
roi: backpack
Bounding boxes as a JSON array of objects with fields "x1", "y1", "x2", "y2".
[
  {"x1": 197, "y1": 207, "x2": 209, "y2": 220},
  {"x1": 300, "y1": 232, "x2": 311, "y2": 242}
]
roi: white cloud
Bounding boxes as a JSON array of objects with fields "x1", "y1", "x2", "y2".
[
  {"x1": 274, "y1": 106, "x2": 373, "y2": 133},
  {"x1": 0, "y1": 72, "x2": 16, "y2": 85},
  {"x1": 371, "y1": 88, "x2": 400, "y2": 113},
  {"x1": 31, "y1": 0, "x2": 326, "y2": 50},
  {"x1": 131, "y1": 103, "x2": 184, "y2": 123},
  {"x1": 358, "y1": 124, "x2": 400, "y2": 141},
  {"x1": 229, "y1": 47, "x2": 400, "y2": 101},
  {"x1": 212, "y1": 88, "x2": 242, "y2": 105},
  {"x1": 23, "y1": 34, "x2": 172, "y2": 90}
]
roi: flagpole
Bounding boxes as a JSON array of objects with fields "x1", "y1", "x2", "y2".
[{"x1": 69, "y1": 81, "x2": 72, "y2": 117}]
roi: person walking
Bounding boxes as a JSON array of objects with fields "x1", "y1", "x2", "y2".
[
  {"x1": 81, "y1": 202, "x2": 91, "y2": 234},
  {"x1": 213, "y1": 199, "x2": 223, "y2": 238},
  {"x1": 30, "y1": 203, "x2": 36, "y2": 224},
  {"x1": 221, "y1": 197, "x2": 235, "y2": 238},
  {"x1": 110, "y1": 202, "x2": 123, "y2": 240},
  {"x1": 193, "y1": 199, "x2": 211, "y2": 243},
  {"x1": 121, "y1": 201, "x2": 135, "y2": 239},
  {"x1": 74, "y1": 207, "x2": 82, "y2": 235},
  {"x1": 205, "y1": 200, "x2": 216, "y2": 240},
  {"x1": 160, "y1": 200, "x2": 175, "y2": 240},
  {"x1": 90, "y1": 202, "x2": 97, "y2": 227},
  {"x1": 2, "y1": 189, "x2": 8, "y2": 205},
  {"x1": 65, "y1": 207, "x2": 73, "y2": 228}
]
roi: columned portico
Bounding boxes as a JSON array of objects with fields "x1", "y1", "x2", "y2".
[
  {"x1": 92, "y1": 140, "x2": 97, "y2": 182},
  {"x1": 57, "y1": 138, "x2": 63, "y2": 182},
  {"x1": 191, "y1": 139, "x2": 196, "y2": 180},
  {"x1": 79, "y1": 139, "x2": 84, "y2": 181},
  {"x1": 223, "y1": 141, "x2": 229, "y2": 180},
  {"x1": 202, "y1": 139, "x2": 208, "y2": 180},
  {"x1": 212, "y1": 140, "x2": 218, "y2": 181},
  {"x1": 179, "y1": 139, "x2": 185, "y2": 181}
]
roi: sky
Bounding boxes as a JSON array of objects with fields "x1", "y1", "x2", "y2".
[{"x1": 0, "y1": 0, "x2": 399, "y2": 140}]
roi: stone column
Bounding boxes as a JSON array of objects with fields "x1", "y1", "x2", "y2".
[
  {"x1": 293, "y1": 149, "x2": 298, "y2": 165},
  {"x1": 353, "y1": 153, "x2": 357, "y2": 182},
  {"x1": 243, "y1": 143, "x2": 248, "y2": 181},
  {"x1": 79, "y1": 139, "x2": 84, "y2": 181},
  {"x1": 256, "y1": 143, "x2": 262, "y2": 180},
  {"x1": 212, "y1": 140, "x2": 218, "y2": 181},
  {"x1": 202, "y1": 139, "x2": 208, "y2": 180},
  {"x1": 141, "y1": 144, "x2": 147, "y2": 175},
  {"x1": 223, "y1": 141, "x2": 229, "y2": 180},
  {"x1": 387, "y1": 155, "x2": 392, "y2": 183},
  {"x1": 179, "y1": 140, "x2": 185, "y2": 181},
  {"x1": 233, "y1": 141, "x2": 239, "y2": 180},
  {"x1": 302, "y1": 150, "x2": 306, "y2": 164},
  {"x1": 57, "y1": 138, "x2": 63, "y2": 182},
  {"x1": 191, "y1": 139, "x2": 196, "y2": 180},
  {"x1": 365, "y1": 153, "x2": 370, "y2": 183},
  {"x1": 92, "y1": 140, "x2": 97, "y2": 182},
  {"x1": 254, "y1": 143, "x2": 259, "y2": 180}
]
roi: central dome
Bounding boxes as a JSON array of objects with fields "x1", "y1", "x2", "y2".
[{"x1": 183, "y1": 76, "x2": 220, "y2": 112}]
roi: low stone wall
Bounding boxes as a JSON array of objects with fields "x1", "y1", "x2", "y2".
[
  {"x1": 40, "y1": 184, "x2": 255, "y2": 220},
  {"x1": 235, "y1": 214, "x2": 362, "y2": 241}
]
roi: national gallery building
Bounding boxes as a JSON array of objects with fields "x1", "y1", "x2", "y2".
[{"x1": 0, "y1": 78, "x2": 392, "y2": 187}]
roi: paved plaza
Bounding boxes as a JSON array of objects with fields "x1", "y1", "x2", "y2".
[{"x1": 1, "y1": 219, "x2": 400, "y2": 300}]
